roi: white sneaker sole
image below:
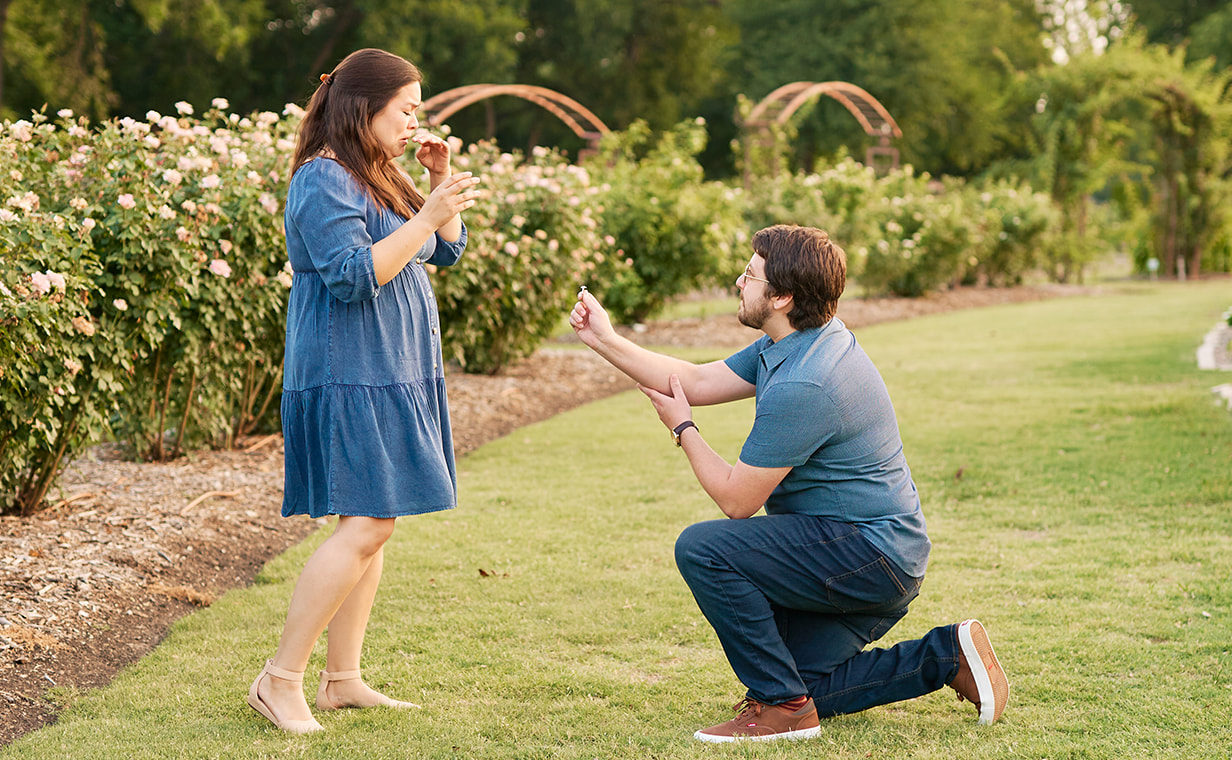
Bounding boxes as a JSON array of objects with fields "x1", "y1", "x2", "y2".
[
  {"x1": 693, "y1": 725, "x2": 820, "y2": 743},
  {"x1": 957, "y1": 619, "x2": 1009, "y2": 724}
]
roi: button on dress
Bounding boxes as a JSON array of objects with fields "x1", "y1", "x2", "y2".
[{"x1": 280, "y1": 158, "x2": 468, "y2": 518}]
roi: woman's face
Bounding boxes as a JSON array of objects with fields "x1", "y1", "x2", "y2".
[{"x1": 370, "y1": 81, "x2": 422, "y2": 161}]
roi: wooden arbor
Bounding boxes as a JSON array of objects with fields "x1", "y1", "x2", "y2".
[
  {"x1": 419, "y1": 84, "x2": 611, "y2": 158},
  {"x1": 741, "y1": 81, "x2": 902, "y2": 181}
]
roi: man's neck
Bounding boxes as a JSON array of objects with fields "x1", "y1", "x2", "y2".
[{"x1": 763, "y1": 316, "x2": 796, "y2": 343}]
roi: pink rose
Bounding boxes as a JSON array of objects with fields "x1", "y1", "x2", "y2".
[
  {"x1": 29, "y1": 272, "x2": 51, "y2": 295},
  {"x1": 208, "y1": 259, "x2": 232, "y2": 278},
  {"x1": 117, "y1": 194, "x2": 136, "y2": 209}
]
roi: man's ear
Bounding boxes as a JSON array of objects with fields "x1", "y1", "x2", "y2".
[{"x1": 771, "y1": 292, "x2": 793, "y2": 313}]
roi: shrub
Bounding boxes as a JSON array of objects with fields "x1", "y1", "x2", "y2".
[
  {"x1": 1, "y1": 103, "x2": 637, "y2": 513},
  {"x1": 858, "y1": 173, "x2": 974, "y2": 297},
  {"x1": 432, "y1": 140, "x2": 618, "y2": 374},
  {"x1": 0, "y1": 204, "x2": 105, "y2": 514},
  {"x1": 965, "y1": 179, "x2": 1059, "y2": 286},
  {"x1": 0, "y1": 104, "x2": 294, "y2": 512},
  {"x1": 743, "y1": 155, "x2": 880, "y2": 260},
  {"x1": 589, "y1": 120, "x2": 747, "y2": 324}
]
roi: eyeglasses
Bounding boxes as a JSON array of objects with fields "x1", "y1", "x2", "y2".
[{"x1": 736, "y1": 264, "x2": 769, "y2": 286}]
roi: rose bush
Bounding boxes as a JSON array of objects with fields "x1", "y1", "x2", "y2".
[
  {"x1": 743, "y1": 160, "x2": 1060, "y2": 297},
  {"x1": 588, "y1": 119, "x2": 747, "y2": 324},
  {"x1": 0, "y1": 105, "x2": 297, "y2": 512},
  {"x1": 0, "y1": 107, "x2": 625, "y2": 511},
  {"x1": 433, "y1": 139, "x2": 624, "y2": 374},
  {"x1": 0, "y1": 199, "x2": 104, "y2": 514}
]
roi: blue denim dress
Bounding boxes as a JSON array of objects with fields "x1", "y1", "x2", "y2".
[{"x1": 280, "y1": 158, "x2": 468, "y2": 518}]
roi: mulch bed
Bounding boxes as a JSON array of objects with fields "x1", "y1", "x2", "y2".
[{"x1": 0, "y1": 284, "x2": 1090, "y2": 745}]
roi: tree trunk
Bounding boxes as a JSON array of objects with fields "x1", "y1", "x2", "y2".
[
  {"x1": 0, "y1": 0, "x2": 11, "y2": 111},
  {"x1": 1164, "y1": 172, "x2": 1179, "y2": 278},
  {"x1": 308, "y1": 1, "x2": 361, "y2": 83}
]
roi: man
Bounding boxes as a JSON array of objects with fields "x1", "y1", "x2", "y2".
[{"x1": 568, "y1": 224, "x2": 1009, "y2": 743}]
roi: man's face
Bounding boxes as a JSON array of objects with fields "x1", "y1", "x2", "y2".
[{"x1": 736, "y1": 254, "x2": 772, "y2": 330}]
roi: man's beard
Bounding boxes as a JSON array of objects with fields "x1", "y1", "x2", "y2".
[{"x1": 737, "y1": 294, "x2": 771, "y2": 329}]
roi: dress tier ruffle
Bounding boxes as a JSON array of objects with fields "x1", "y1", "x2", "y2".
[{"x1": 280, "y1": 378, "x2": 455, "y2": 518}]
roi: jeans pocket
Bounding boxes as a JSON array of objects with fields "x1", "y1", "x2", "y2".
[{"x1": 825, "y1": 557, "x2": 908, "y2": 613}]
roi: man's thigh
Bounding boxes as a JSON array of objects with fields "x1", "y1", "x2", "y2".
[{"x1": 676, "y1": 514, "x2": 917, "y2": 616}]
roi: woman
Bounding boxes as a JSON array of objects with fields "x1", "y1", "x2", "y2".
[{"x1": 247, "y1": 48, "x2": 481, "y2": 734}]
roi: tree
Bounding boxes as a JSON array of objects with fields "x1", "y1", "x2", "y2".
[
  {"x1": 1126, "y1": 41, "x2": 1232, "y2": 278},
  {"x1": 717, "y1": 0, "x2": 1051, "y2": 177},
  {"x1": 504, "y1": 0, "x2": 733, "y2": 152},
  {"x1": 1, "y1": 0, "x2": 112, "y2": 119},
  {"x1": 1002, "y1": 45, "x2": 1141, "y2": 281},
  {"x1": 1122, "y1": 0, "x2": 1232, "y2": 68}
]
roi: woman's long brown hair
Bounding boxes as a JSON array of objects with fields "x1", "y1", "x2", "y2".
[{"x1": 291, "y1": 48, "x2": 425, "y2": 217}]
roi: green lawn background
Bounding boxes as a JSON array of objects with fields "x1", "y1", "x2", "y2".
[{"x1": 5, "y1": 280, "x2": 1230, "y2": 759}]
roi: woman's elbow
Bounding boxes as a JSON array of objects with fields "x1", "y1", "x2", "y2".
[{"x1": 325, "y1": 279, "x2": 377, "y2": 304}]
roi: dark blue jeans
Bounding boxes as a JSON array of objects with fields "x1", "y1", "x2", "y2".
[{"x1": 674, "y1": 514, "x2": 961, "y2": 715}]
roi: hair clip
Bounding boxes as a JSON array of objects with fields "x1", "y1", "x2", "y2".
[{"x1": 319, "y1": 73, "x2": 332, "y2": 84}]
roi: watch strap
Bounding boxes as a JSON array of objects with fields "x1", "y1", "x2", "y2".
[{"x1": 672, "y1": 420, "x2": 698, "y2": 446}]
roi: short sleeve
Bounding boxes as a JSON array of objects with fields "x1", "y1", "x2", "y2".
[
  {"x1": 723, "y1": 338, "x2": 768, "y2": 385},
  {"x1": 287, "y1": 162, "x2": 379, "y2": 304},
  {"x1": 739, "y1": 381, "x2": 835, "y2": 468},
  {"x1": 429, "y1": 220, "x2": 468, "y2": 266}
]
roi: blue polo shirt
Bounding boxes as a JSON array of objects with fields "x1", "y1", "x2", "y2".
[{"x1": 724, "y1": 317, "x2": 930, "y2": 577}]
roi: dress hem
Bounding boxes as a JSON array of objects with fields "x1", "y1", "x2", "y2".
[{"x1": 281, "y1": 502, "x2": 456, "y2": 519}]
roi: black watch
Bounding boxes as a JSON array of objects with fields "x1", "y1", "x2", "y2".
[{"x1": 672, "y1": 420, "x2": 698, "y2": 447}]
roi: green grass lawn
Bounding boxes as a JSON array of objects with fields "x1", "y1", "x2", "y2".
[{"x1": 7, "y1": 281, "x2": 1231, "y2": 759}]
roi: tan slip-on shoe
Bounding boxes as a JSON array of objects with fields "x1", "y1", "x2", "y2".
[
  {"x1": 316, "y1": 668, "x2": 421, "y2": 711},
  {"x1": 693, "y1": 697, "x2": 820, "y2": 743},
  {"x1": 950, "y1": 619, "x2": 1010, "y2": 724},
  {"x1": 247, "y1": 659, "x2": 323, "y2": 734}
]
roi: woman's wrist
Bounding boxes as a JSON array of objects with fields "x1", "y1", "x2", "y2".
[{"x1": 428, "y1": 167, "x2": 452, "y2": 189}]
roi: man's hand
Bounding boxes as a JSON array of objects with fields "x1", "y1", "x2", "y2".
[
  {"x1": 569, "y1": 290, "x2": 615, "y2": 349},
  {"x1": 639, "y1": 374, "x2": 693, "y2": 430}
]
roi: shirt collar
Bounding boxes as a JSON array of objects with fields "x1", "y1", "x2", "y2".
[
  {"x1": 759, "y1": 326, "x2": 816, "y2": 372},
  {"x1": 758, "y1": 318, "x2": 843, "y2": 372}
]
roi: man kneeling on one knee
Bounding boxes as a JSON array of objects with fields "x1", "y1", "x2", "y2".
[{"x1": 569, "y1": 224, "x2": 1010, "y2": 743}]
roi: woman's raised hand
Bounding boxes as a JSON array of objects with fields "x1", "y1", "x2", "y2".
[
  {"x1": 412, "y1": 131, "x2": 451, "y2": 177},
  {"x1": 418, "y1": 172, "x2": 481, "y2": 230}
]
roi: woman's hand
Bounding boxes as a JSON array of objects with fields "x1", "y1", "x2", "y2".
[
  {"x1": 412, "y1": 131, "x2": 451, "y2": 178},
  {"x1": 569, "y1": 290, "x2": 616, "y2": 349},
  {"x1": 417, "y1": 172, "x2": 481, "y2": 230}
]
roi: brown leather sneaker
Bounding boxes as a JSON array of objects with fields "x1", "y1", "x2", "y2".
[
  {"x1": 693, "y1": 697, "x2": 820, "y2": 743},
  {"x1": 949, "y1": 619, "x2": 1010, "y2": 724}
]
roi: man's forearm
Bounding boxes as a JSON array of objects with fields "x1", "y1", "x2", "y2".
[
  {"x1": 591, "y1": 331, "x2": 701, "y2": 395},
  {"x1": 678, "y1": 428, "x2": 759, "y2": 519}
]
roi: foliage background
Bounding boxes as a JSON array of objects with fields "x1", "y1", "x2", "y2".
[
  {"x1": 3, "y1": 2, "x2": 1232, "y2": 511},
  {"x1": 5, "y1": 1, "x2": 1231, "y2": 181}
]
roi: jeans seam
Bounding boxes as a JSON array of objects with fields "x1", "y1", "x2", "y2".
[{"x1": 876, "y1": 556, "x2": 909, "y2": 597}]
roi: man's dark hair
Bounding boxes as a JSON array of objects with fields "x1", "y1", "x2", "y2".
[{"x1": 753, "y1": 224, "x2": 846, "y2": 330}]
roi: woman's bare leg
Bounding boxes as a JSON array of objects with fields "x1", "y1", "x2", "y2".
[{"x1": 255, "y1": 516, "x2": 394, "y2": 722}]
